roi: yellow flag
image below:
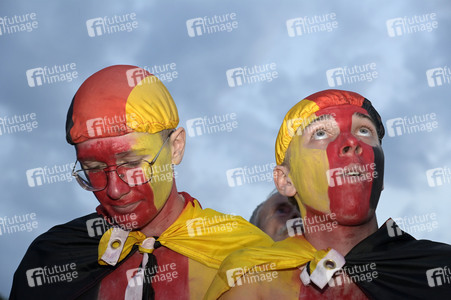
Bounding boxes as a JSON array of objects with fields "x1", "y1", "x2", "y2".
[{"x1": 98, "y1": 199, "x2": 274, "y2": 269}]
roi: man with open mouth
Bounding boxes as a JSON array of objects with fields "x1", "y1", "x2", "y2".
[{"x1": 206, "y1": 89, "x2": 451, "y2": 299}]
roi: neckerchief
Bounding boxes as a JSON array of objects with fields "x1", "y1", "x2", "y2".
[
  {"x1": 205, "y1": 219, "x2": 451, "y2": 300},
  {"x1": 98, "y1": 198, "x2": 273, "y2": 268},
  {"x1": 98, "y1": 198, "x2": 274, "y2": 300},
  {"x1": 204, "y1": 235, "x2": 335, "y2": 299}
]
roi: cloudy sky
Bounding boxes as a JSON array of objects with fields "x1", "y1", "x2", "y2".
[{"x1": 1, "y1": 0, "x2": 450, "y2": 296}]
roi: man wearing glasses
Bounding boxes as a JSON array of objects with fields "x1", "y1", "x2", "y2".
[{"x1": 10, "y1": 65, "x2": 272, "y2": 300}]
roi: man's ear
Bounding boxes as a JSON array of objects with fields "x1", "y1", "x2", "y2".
[
  {"x1": 170, "y1": 127, "x2": 186, "y2": 165},
  {"x1": 273, "y1": 165, "x2": 296, "y2": 197}
]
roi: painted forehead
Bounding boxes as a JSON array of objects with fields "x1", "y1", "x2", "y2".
[
  {"x1": 76, "y1": 132, "x2": 160, "y2": 160},
  {"x1": 308, "y1": 106, "x2": 375, "y2": 126}
]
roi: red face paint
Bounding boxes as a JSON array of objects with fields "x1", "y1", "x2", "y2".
[
  {"x1": 76, "y1": 135, "x2": 159, "y2": 230},
  {"x1": 317, "y1": 105, "x2": 384, "y2": 225}
]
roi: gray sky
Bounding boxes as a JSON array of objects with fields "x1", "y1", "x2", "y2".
[{"x1": 1, "y1": 0, "x2": 450, "y2": 296}]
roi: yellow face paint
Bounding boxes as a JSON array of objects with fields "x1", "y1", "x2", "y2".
[
  {"x1": 288, "y1": 135, "x2": 331, "y2": 217},
  {"x1": 131, "y1": 132, "x2": 174, "y2": 212}
]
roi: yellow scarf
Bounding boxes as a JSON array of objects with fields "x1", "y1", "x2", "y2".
[
  {"x1": 204, "y1": 236, "x2": 338, "y2": 300},
  {"x1": 98, "y1": 199, "x2": 274, "y2": 269}
]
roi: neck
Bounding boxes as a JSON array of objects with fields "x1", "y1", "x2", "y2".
[
  {"x1": 302, "y1": 212, "x2": 378, "y2": 256},
  {"x1": 140, "y1": 181, "x2": 185, "y2": 237}
]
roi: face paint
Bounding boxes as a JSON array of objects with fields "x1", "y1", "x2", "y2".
[
  {"x1": 131, "y1": 132, "x2": 174, "y2": 213},
  {"x1": 320, "y1": 106, "x2": 383, "y2": 224},
  {"x1": 288, "y1": 133, "x2": 331, "y2": 217},
  {"x1": 75, "y1": 132, "x2": 174, "y2": 230},
  {"x1": 288, "y1": 105, "x2": 384, "y2": 225}
]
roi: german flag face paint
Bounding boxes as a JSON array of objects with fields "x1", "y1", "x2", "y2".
[
  {"x1": 276, "y1": 90, "x2": 385, "y2": 225},
  {"x1": 75, "y1": 132, "x2": 174, "y2": 230},
  {"x1": 67, "y1": 65, "x2": 179, "y2": 229}
]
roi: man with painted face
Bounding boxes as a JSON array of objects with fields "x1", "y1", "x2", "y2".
[
  {"x1": 10, "y1": 65, "x2": 273, "y2": 300},
  {"x1": 206, "y1": 89, "x2": 451, "y2": 299}
]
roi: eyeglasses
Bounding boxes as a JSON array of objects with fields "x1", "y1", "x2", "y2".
[{"x1": 72, "y1": 131, "x2": 174, "y2": 192}]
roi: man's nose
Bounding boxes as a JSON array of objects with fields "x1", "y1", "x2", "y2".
[
  {"x1": 106, "y1": 171, "x2": 131, "y2": 200},
  {"x1": 338, "y1": 133, "x2": 363, "y2": 157}
]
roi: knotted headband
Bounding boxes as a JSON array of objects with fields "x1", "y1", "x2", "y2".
[{"x1": 275, "y1": 89, "x2": 385, "y2": 165}]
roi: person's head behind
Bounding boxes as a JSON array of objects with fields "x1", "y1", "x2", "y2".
[
  {"x1": 66, "y1": 65, "x2": 186, "y2": 230},
  {"x1": 273, "y1": 89, "x2": 385, "y2": 226},
  {"x1": 250, "y1": 189, "x2": 300, "y2": 241}
]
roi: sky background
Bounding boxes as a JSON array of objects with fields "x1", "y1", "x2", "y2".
[{"x1": 1, "y1": 0, "x2": 450, "y2": 297}]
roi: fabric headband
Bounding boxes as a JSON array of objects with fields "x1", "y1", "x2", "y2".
[{"x1": 275, "y1": 89, "x2": 385, "y2": 165}]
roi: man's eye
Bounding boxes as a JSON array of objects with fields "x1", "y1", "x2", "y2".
[
  {"x1": 276, "y1": 206, "x2": 290, "y2": 215},
  {"x1": 85, "y1": 167, "x2": 103, "y2": 172},
  {"x1": 312, "y1": 129, "x2": 328, "y2": 140},
  {"x1": 357, "y1": 126, "x2": 373, "y2": 136},
  {"x1": 123, "y1": 161, "x2": 143, "y2": 169},
  {"x1": 82, "y1": 164, "x2": 101, "y2": 170}
]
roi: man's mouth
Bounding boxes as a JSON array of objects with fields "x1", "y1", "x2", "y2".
[
  {"x1": 111, "y1": 201, "x2": 141, "y2": 213},
  {"x1": 344, "y1": 171, "x2": 361, "y2": 176},
  {"x1": 340, "y1": 163, "x2": 368, "y2": 177}
]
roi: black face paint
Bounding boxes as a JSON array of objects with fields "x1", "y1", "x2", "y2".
[{"x1": 369, "y1": 145, "x2": 384, "y2": 209}]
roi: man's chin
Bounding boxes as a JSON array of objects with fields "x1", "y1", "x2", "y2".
[
  {"x1": 110, "y1": 201, "x2": 142, "y2": 215},
  {"x1": 333, "y1": 210, "x2": 375, "y2": 226}
]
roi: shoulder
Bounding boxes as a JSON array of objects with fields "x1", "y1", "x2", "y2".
[
  {"x1": 28, "y1": 213, "x2": 104, "y2": 249},
  {"x1": 10, "y1": 213, "x2": 108, "y2": 299}
]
